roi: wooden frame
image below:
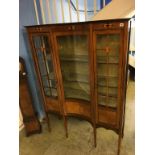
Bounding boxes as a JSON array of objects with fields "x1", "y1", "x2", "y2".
[
  {"x1": 19, "y1": 57, "x2": 41, "y2": 136},
  {"x1": 26, "y1": 19, "x2": 130, "y2": 155},
  {"x1": 93, "y1": 29, "x2": 124, "y2": 128}
]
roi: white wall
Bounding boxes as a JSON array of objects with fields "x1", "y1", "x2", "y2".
[
  {"x1": 92, "y1": 0, "x2": 135, "y2": 20},
  {"x1": 19, "y1": 108, "x2": 24, "y2": 131},
  {"x1": 130, "y1": 18, "x2": 135, "y2": 51}
]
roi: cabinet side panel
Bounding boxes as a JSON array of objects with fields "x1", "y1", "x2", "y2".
[{"x1": 98, "y1": 107, "x2": 117, "y2": 126}]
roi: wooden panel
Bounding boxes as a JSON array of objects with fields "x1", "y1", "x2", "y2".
[
  {"x1": 51, "y1": 24, "x2": 88, "y2": 32},
  {"x1": 98, "y1": 106, "x2": 117, "y2": 126},
  {"x1": 65, "y1": 100, "x2": 91, "y2": 118},
  {"x1": 24, "y1": 120, "x2": 41, "y2": 136},
  {"x1": 92, "y1": 22, "x2": 126, "y2": 30},
  {"x1": 120, "y1": 21, "x2": 129, "y2": 136},
  {"x1": 46, "y1": 98, "x2": 60, "y2": 113},
  {"x1": 19, "y1": 81, "x2": 34, "y2": 117},
  {"x1": 19, "y1": 108, "x2": 24, "y2": 131},
  {"x1": 20, "y1": 57, "x2": 41, "y2": 136},
  {"x1": 92, "y1": 28, "x2": 124, "y2": 132},
  {"x1": 27, "y1": 27, "x2": 49, "y2": 33}
]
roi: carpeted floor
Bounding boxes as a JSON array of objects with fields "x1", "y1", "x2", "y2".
[{"x1": 19, "y1": 81, "x2": 135, "y2": 155}]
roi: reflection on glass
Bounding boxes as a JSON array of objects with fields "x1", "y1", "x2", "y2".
[
  {"x1": 33, "y1": 36, "x2": 58, "y2": 98},
  {"x1": 96, "y1": 34, "x2": 120, "y2": 107},
  {"x1": 57, "y1": 35, "x2": 90, "y2": 101}
]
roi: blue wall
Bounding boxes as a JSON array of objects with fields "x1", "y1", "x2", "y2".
[{"x1": 19, "y1": 0, "x2": 45, "y2": 119}]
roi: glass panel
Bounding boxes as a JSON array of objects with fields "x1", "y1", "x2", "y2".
[
  {"x1": 33, "y1": 36, "x2": 50, "y2": 49},
  {"x1": 98, "y1": 87, "x2": 117, "y2": 97},
  {"x1": 108, "y1": 97, "x2": 117, "y2": 108},
  {"x1": 57, "y1": 35, "x2": 90, "y2": 101},
  {"x1": 96, "y1": 33, "x2": 120, "y2": 107},
  {"x1": 98, "y1": 77, "x2": 118, "y2": 87},
  {"x1": 36, "y1": 50, "x2": 47, "y2": 76},
  {"x1": 33, "y1": 35, "x2": 58, "y2": 98},
  {"x1": 97, "y1": 64, "x2": 118, "y2": 77},
  {"x1": 98, "y1": 95, "x2": 117, "y2": 108},
  {"x1": 44, "y1": 88, "x2": 52, "y2": 97},
  {"x1": 33, "y1": 36, "x2": 41, "y2": 48},
  {"x1": 42, "y1": 77, "x2": 56, "y2": 88}
]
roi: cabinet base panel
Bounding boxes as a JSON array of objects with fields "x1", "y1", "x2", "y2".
[
  {"x1": 24, "y1": 120, "x2": 41, "y2": 136},
  {"x1": 65, "y1": 100, "x2": 91, "y2": 119}
]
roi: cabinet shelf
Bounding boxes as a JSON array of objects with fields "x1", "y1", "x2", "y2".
[
  {"x1": 97, "y1": 61, "x2": 118, "y2": 64},
  {"x1": 96, "y1": 45, "x2": 119, "y2": 51},
  {"x1": 62, "y1": 73, "x2": 89, "y2": 85},
  {"x1": 98, "y1": 93, "x2": 117, "y2": 98},
  {"x1": 64, "y1": 86, "x2": 89, "y2": 93},
  {"x1": 97, "y1": 84, "x2": 118, "y2": 89},
  {"x1": 60, "y1": 58, "x2": 88, "y2": 63},
  {"x1": 97, "y1": 56, "x2": 119, "y2": 64},
  {"x1": 59, "y1": 48, "x2": 88, "y2": 53},
  {"x1": 63, "y1": 72, "x2": 89, "y2": 77},
  {"x1": 97, "y1": 56, "x2": 119, "y2": 58},
  {"x1": 60, "y1": 54, "x2": 89, "y2": 63},
  {"x1": 64, "y1": 79, "x2": 89, "y2": 84},
  {"x1": 97, "y1": 77, "x2": 118, "y2": 88},
  {"x1": 98, "y1": 100, "x2": 117, "y2": 108},
  {"x1": 98, "y1": 76, "x2": 118, "y2": 79},
  {"x1": 64, "y1": 87, "x2": 90, "y2": 101}
]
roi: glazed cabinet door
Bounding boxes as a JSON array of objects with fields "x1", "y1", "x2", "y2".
[
  {"x1": 29, "y1": 33, "x2": 60, "y2": 113},
  {"x1": 53, "y1": 27, "x2": 93, "y2": 119},
  {"x1": 93, "y1": 29, "x2": 123, "y2": 128}
]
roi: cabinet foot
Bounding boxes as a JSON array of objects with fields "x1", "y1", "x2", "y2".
[
  {"x1": 117, "y1": 133, "x2": 122, "y2": 155},
  {"x1": 93, "y1": 126, "x2": 97, "y2": 147},
  {"x1": 64, "y1": 116, "x2": 68, "y2": 138},
  {"x1": 46, "y1": 114, "x2": 51, "y2": 132}
]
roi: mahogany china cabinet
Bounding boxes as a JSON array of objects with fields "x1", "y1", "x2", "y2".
[
  {"x1": 19, "y1": 57, "x2": 41, "y2": 136},
  {"x1": 26, "y1": 19, "x2": 130, "y2": 155}
]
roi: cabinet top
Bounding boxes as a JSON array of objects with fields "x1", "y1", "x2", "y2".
[{"x1": 25, "y1": 18, "x2": 130, "y2": 28}]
